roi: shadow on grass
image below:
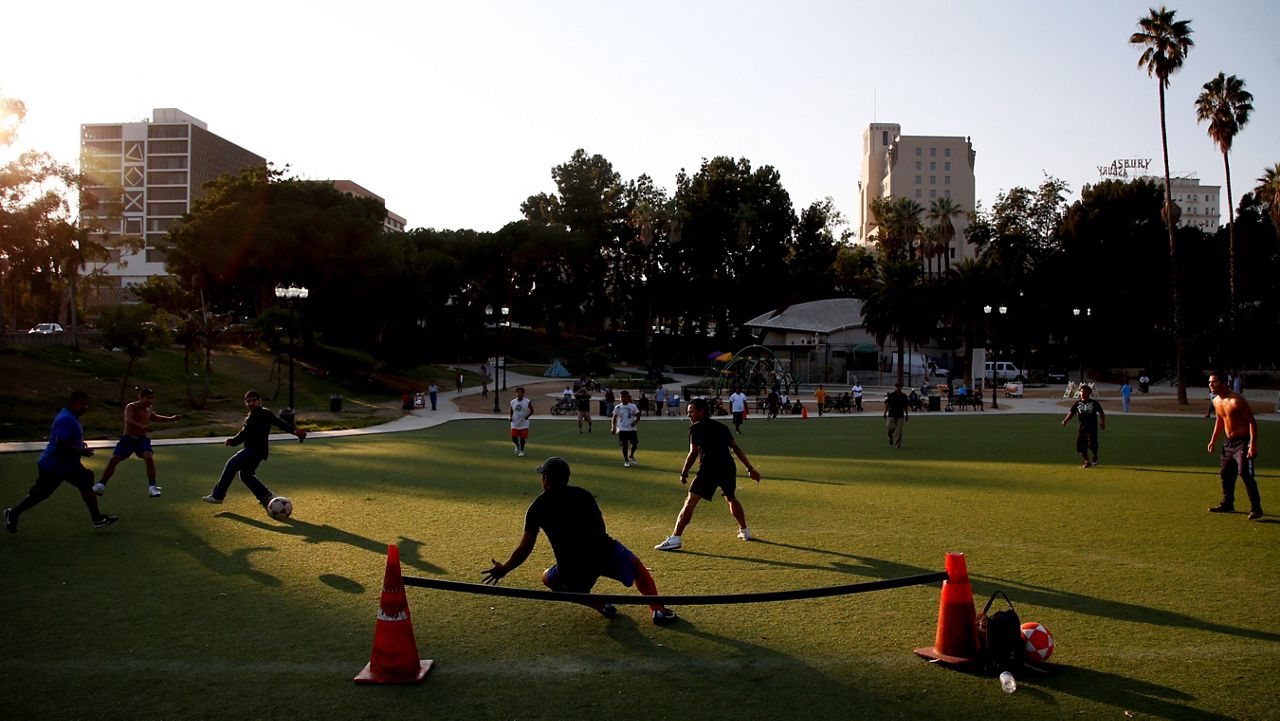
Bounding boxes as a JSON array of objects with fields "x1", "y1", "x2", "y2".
[
  {"x1": 166, "y1": 523, "x2": 281, "y2": 587},
  {"x1": 976, "y1": 575, "x2": 1280, "y2": 644},
  {"x1": 1028, "y1": 663, "x2": 1235, "y2": 721},
  {"x1": 215, "y1": 512, "x2": 447, "y2": 575}
]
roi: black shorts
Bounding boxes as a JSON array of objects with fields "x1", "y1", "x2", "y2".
[
  {"x1": 690, "y1": 471, "x2": 736, "y2": 501},
  {"x1": 1220, "y1": 437, "x2": 1255, "y2": 482},
  {"x1": 617, "y1": 430, "x2": 638, "y2": 447},
  {"x1": 1075, "y1": 430, "x2": 1098, "y2": 454},
  {"x1": 30, "y1": 464, "x2": 94, "y2": 496},
  {"x1": 732, "y1": 411, "x2": 744, "y2": 425}
]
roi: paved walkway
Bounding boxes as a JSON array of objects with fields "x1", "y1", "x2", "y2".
[{"x1": 2, "y1": 373, "x2": 1272, "y2": 454}]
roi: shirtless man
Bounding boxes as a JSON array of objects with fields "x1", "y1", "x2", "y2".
[
  {"x1": 93, "y1": 388, "x2": 180, "y2": 498},
  {"x1": 1206, "y1": 372, "x2": 1262, "y2": 520}
]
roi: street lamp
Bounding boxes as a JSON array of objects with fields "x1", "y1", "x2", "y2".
[
  {"x1": 486, "y1": 304, "x2": 509, "y2": 413},
  {"x1": 274, "y1": 284, "x2": 309, "y2": 423},
  {"x1": 984, "y1": 304, "x2": 1007, "y2": 409},
  {"x1": 1073, "y1": 307, "x2": 1092, "y2": 384}
]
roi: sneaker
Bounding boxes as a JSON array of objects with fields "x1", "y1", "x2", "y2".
[
  {"x1": 1092, "y1": 458, "x2": 1100, "y2": 467},
  {"x1": 629, "y1": 457, "x2": 637, "y2": 465},
  {"x1": 1208, "y1": 504, "x2": 1235, "y2": 513},
  {"x1": 92, "y1": 515, "x2": 119, "y2": 529},
  {"x1": 654, "y1": 536, "x2": 682, "y2": 551},
  {"x1": 1247, "y1": 510, "x2": 1263, "y2": 520},
  {"x1": 92, "y1": 482, "x2": 106, "y2": 496},
  {"x1": 598, "y1": 603, "x2": 618, "y2": 619},
  {"x1": 3, "y1": 507, "x2": 16, "y2": 534},
  {"x1": 652, "y1": 608, "x2": 678, "y2": 625},
  {"x1": 1082, "y1": 461, "x2": 1092, "y2": 469},
  {"x1": 202, "y1": 494, "x2": 224, "y2": 504},
  {"x1": 148, "y1": 485, "x2": 163, "y2": 498},
  {"x1": 623, "y1": 460, "x2": 630, "y2": 468},
  {"x1": 514, "y1": 446, "x2": 520, "y2": 455},
  {"x1": 518, "y1": 450, "x2": 526, "y2": 457},
  {"x1": 737, "y1": 528, "x2": 753, "y2": 541}
]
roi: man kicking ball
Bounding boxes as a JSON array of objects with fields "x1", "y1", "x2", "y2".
[
  {"x1": 93, "y1": 388, "x2": 180, "y2": 498},
  {"x1": 482, "y1": 457, "x2": 676, "y2": 625}
]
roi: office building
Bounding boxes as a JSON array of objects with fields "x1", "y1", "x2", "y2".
[
  {"x1": 1156, "y1": 174, "x2": 1221, "y2": 232},
  {"x1": 331, "y1": 180, "x2": 407, "y2": 233}
]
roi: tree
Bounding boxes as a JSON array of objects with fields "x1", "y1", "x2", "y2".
[
  {"x1": 1195, "y1": 72, "x2": 1253, "y2": 321},
  {"x1": 0, "y1": 96, "x2": 25, "y2": 146},
  {"x1": 857, "y1": 259, "x2": 928, "y2": 385},
  {"x1": 927, "y1": 196, "x2": 964, "y2": 274},
  {"x1": 1131, "y1": 5, "x2": 1194, "y2": 404},
  {"x1": 1256, "y1": 163, "x2": 1280, "y2": 235},
  {"x1": 941, "y1": 258, "x2": 994, "y2": 387},
  {"x1": 98, "y1": 304, "x2": 170, "y2": 404},
  {"x1": 787, "y1": 197, "x2": 847, "y2": 297}
]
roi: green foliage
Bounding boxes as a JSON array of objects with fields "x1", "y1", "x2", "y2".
[{"x1": 97, "y1": 304, "x2": 170, "y2": 403}]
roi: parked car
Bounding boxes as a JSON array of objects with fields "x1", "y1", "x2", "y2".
[
  {"x1": 1044, "y1": 367, "x2": 1068, "y2": 383},
  {"x1": 28, "y1": 323, "x2": 64, "y2": 335}
]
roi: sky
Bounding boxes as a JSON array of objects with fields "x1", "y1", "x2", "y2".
[{"x1": 3, "y1": 0, "x2": 1278, "y2": 236}]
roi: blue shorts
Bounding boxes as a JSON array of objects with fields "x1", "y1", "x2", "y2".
[
  {"x1": 112, "y1": 435, "x2": 153, "y2": 459},
  {"x1": 545, "y1": 541, "x2": 639, "y2": 592}
]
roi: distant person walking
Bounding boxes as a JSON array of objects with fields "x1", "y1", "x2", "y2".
[
  {"x1": 93, "y1": 387, "x2": 181, "y2": 498},
  {"x1": 1061, "y1": 384, "x2": 1105, "y2": 468},
  {"x1": 5, "y1": 391, "x2": 118, "y2": 533},
  {"x1": 814, "y1": 384, "x2": 827, "y2": 416},
  {"x1": 1206, "y1": 372, "x2": 1262, "y2": 520},
  {"x1": 883, "y1": 382, "x2": 909, "y2": 448},
  {"x1": 456, "y1": 372, "x2": 465, "y2": 394},
  {"x1": 611, "y1": 390, "x2": 641, "y2": 467},
  {"x1": 429, "y1": 382, "x2": 439, "y2": 411},
  {"x1": 852, "y1": 382, "x2": 864, "y2": 412},
  {"x1": 203, "y1": 390, "x2": 306, "y2": 509},
  {"x1": 510, "y1": 387, "x2": 534, "y2": 457},
  {"x1": 1120, "y1": 379, "x2": 1132, "y2": 413},
  {"x1": 574, "y1": 384, "x2": 593, "y2": 434},
  {"x1": 483, "y1": 457, "x2": 676, "y2": 625},
  {"x1": 655, "y1": 398, "x2": 761, "y2": 551},
  {"x1": 480, "y1": 364, "x2": 490, "y2": 398},
  {"x1": 728, "y1": 387, "x2": 747, "y2": 433}
]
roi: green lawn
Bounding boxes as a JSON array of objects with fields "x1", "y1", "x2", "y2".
[{"x1": 1, "y1": 414, "x2": 1275, "y2": 720}]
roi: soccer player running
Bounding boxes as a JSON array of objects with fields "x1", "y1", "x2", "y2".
[
  {"x1": 483, "y1": 457, "x2": 676, "y2": 625},
  {"x1": 1206, "y1": 372, "x2": 1263, "y2": 520},
  {"x1": 93, "y1": 388, "x2": 180, "y2": 498},
  {"x1": 509, "y1": 386, "x2": 534, "y2": 457},
  {"x1": 611, "y1": 390, "x2": 641, "y2": 467},
  {"x1": 655, "y1": 398, "x2": 761, "y2": 551},
  {"x1": 728, "y1": 386, "x2": 748, "y2": 434},
  {"x1": 5, "y1": 391, "x2": 118, "y2": 533},
  {"x1": 202, "y1": 390, "x2": 306, "y2": 510},
  {"x1": 1060, "y1": 384, "x2": 1105, "y2": 468},
  {"x1": 574, "y1": 384, "x2": 593, "y2": 434}
]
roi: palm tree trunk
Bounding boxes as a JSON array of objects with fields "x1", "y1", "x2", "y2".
[
  {"x1": 1224, "y1": 150, "x2": 1237, "y2": 326},
  {"x1": 1158, "y1": 83, "x2": 1188, "y2": 405}
]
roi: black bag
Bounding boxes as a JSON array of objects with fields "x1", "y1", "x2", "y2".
[{"x1": 975, "y1": 591, "x2": 1024, "y2": 673}]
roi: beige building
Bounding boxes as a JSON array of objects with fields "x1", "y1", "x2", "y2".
[
  {"x1": 1158, "y1": 175, "x2": 1221, "y2": 232},
  {"x1": 331, "y1": 180, "x2": 407, "y2": 233},
  {"x1": 859, "y1": 123, "x2": 977, "y2": 263},
  {"x1": 80, "y1": 108, "x2": 266, "y2": 292}
]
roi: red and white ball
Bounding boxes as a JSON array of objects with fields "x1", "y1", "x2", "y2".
[{"x1": 1020, "y1": 621, "x2": 1054, "y2": 663}]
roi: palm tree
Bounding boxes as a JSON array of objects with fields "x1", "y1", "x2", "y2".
[
  {"x1": 1195, "y1": 72, "x2": 1253, "y2": 320},
  {"x1": 1256, "y1": 163, "x2": 1280, "y2": 235},
  {"x1": 859, "y1": 259, "x2": 926, "y2": 386},
  {"x1": 928, "y1": 197, "x2": 964, "y2": 274},
  {"x1": 1131, "y1": 5, "x2": 1194, "y2": 405}
]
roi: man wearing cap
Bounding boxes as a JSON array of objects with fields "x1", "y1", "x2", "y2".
[{"x1": 482, "y1": 457, "x2": 677, "y2": 625}]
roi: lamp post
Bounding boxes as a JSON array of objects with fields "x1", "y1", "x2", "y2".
[
  {"x1": 1073, "y1": 307, "x2": 1092, "y2": 384},
  {"x1": 486, "y1": 305, "x2": 502, "y2": 413},
  {"x1": 0, "y1": 254, "x2": 9, "y2": 338},
  {"x1": 500, "y1": 305, "x2": 509, "y2": 391},
  {"x1": 984, "y1": 304, "x2": 1007, "y2": 409},
  {"x1": 274, "y1": 284, "x2": 309, "y2": 423}
]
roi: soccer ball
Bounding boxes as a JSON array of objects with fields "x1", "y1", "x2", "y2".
[
  {"x1": 266, "y1": 496, "x2": 293, "y2": 520},
  {"x1": 1021, "y1": 621, "x2": 1054, "y2": 663}
]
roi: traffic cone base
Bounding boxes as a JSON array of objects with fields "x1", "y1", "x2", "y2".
[
  {"x1": 914, "y1": 552, "x2": 978, "y2": 665},
  {"x1": 801, "y1": 405, "x2": 809, "y2": 419},
  {"x1": 354, "y1": 544, "x2": 434, "y2": 684}
]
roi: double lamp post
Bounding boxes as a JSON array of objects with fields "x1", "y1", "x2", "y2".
[{"x1": 274, "y1": 284, "x2": 309, "y2": 425}]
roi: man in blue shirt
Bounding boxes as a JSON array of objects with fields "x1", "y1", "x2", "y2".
[{"x1": 5, "y1": 391, "x2": 118, "y2": 533}]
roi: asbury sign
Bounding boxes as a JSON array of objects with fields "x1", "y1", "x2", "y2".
[{"x1": 1097, "y1": 158, "x2": 1152, "y2": 178}]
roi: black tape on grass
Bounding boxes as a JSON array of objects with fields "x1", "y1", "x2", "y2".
[{"x1": 401, "y1": 571, "x2": 948, "y2": 606}]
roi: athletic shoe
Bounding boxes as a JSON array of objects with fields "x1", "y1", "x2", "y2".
[
  {"x1": 598, "y1": 604, "x2": 618, "y2": 619},
  {"x1": 92, "y1": 482, "x2": 106, "y2": 496},
  {"x1": 654, "y1": 536, "x2": 682, "y2": 551},
  {"x1": 92, "y1": 515, "x2": 119, "y2": 529},
  {"x1": 3, "y1": 507, "x2": 16, "y2": 534},
  {"x1": 623, "y1": 461, "x2": 630, "y2": 468},
  {"x1": 1092, "y1": 458, "x2": 1100, "y2": 467},
  {"x1": 148, "y1": 485, "x2": 163, "y2": 498},
  {"x1": 629, "y1": 456, "x2": 637, "y2": 465},
  {"x1": 1208, "y1": 504, "x2": 1235, "y2": 513},
  {"x1": 737, "y1": 528, "x2": 753, "y2": 541},
  {"x1": 202, "y1": 495, "x2": 224, "y2": 504},
  {"x1": 1081, "y1": 461, "x2": 1092, "y2": 469},
  {"x1": 652, "y1": 608, "x2": 678, "y2": 625},
  {"x1": 513, "y1": 446, "x2": 520, "y2": 455},
  {"x1": 1247, "y1": 510, "x2": 1263, "y2": 520},
  {"x1": 518, "y1": 450, "x2": 526, "y2": 457}
]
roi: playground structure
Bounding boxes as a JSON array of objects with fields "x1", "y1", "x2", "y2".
[{"x1": 694, "y1": 345, "x2": 798, "y2": 399}]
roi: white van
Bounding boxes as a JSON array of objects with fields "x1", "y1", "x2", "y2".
[
  {"x1": 984, "y1": 361, "x2": 1023, "y2": 381},
  {"x1": 889, "y1": 352, "x2": 950, "y2": 380}
]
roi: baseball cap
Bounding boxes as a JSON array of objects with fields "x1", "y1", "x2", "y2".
[{"x1": 536, "y1": 456, "x2": 571, "y2": 483}]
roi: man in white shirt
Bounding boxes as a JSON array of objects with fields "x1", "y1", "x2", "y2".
[
  {"x1": 509, "y1": 387, "x2": 534, "y2": 457},
  {"x1": 611, "y1": 390, "x2": 642, "y2": 467},
  {"x1": 728, "y1": 387, "x2": 748, "y2": 434},
  {"x1": 852, "y1": 382, "x2": 864, "y2": 412}
]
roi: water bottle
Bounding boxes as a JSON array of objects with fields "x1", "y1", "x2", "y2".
[{"x1": 999, "y1": 671, "x2": 1017, "y2": 694}]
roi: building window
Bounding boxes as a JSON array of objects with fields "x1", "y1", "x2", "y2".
[
  {"x1": 147, "y1": 171, "x2": 187, "y2": 185},
  {"x1": 882, "y1": 130, "x2": 889, "y2": 145},
  {"x1": 945, "y1": 148, "x2": 951, "y2": 157},
  {"x1": 148, "y1": 139, "x2": 188, "y2": 154},
  {"x1": 82, "y1": 125, "x2": 123, "y2": 140},
  {"x1": 915, "y1": 161, "x2": 921, "y2": 170},
  {"x1": 147, "y1": 186, "x2": 187, "y2": 201},
  {"x1": 915, "y1": 189, "x2": 922, "y2": 199},
  {"x1": 147, "y1": 156, "x2": 187, "y2": 170},
  {"x1": 944, "y1": 190, "x2": 952, "y2": 198},
  {"x1": 945, "y1": 176, "x2": 951, "y2": 185},
  {"x1": 916, "y1": 175, "x2": 922, "y2": 184},
  {"x1": 945, "y1": 162, "x2": 951, "y2": 171},
  {"x1": 930, "y1": 189, "x2": 937, "y2": 199},
  {"x1": 915, "y1": 147, "x2": 922, "y2": 156},
  {"x1": 146, "y1": 201, "x2": 187, "y2": 215},
  {"x1": 930, "y1": 147, "x2": 937, "y2": 157},
  {"x1": 145, "y1": 247, "x2": 169, "y2": 264},
  {"x1": 930, "y1": 161, "x2": 936, "y2": 171},
  {"x1": 148, "y1": 125, "x2": 188, "y2": 139},
  {"x1": 930, "y1": 176, "x2": 936, "y2": 185}
]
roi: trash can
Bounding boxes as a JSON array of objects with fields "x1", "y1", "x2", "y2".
[
  {"x1": 279, "y1": 407, "x2": 296, "y2": 427},
  {"x1": 928, "y1": 395, "x2": 941, "y2": 412},
  {"x1": 330, "y1": 394, "x2": 342, "y2": 412}
]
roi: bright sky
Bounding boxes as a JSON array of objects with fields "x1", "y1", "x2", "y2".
[{"x1": 3, "y1": 0, "x2": 1277, "y2": 235}]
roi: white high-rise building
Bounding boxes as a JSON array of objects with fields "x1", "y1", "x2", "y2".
[
  {"x1": 1157, "y1": 174, "x2": 1221, "y2": 232},
  {"x1": 859, "y1": 123, "x2": 977, "y2": 263}
]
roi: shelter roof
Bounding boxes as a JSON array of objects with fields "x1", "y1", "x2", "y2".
[{"x1": 743, "y1": 298, "x2": 863, "y2": 334}]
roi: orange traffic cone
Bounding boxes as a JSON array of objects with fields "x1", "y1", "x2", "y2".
[
  {"x1": 914, "y1": 552, "x2": 978, "y2": 665},
  {"x1": 354, "y1": 544, "x2": 434, "y2": 683},
  {"x1": 801, "y1": 405, "x2": 809, "y2": 419}
]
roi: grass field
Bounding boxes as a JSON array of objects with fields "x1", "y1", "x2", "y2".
[{"x1": 1, "y1": 414, "x2": 1276, "y2": 720}]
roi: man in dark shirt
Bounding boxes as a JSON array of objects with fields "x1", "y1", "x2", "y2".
[
  {"x1": 483, "y1": 457, "x2": 676, "y2": 625},
  {"x1": 574, "y1": 385, "x2": 593, "y2": 434},
  {"x1": 202, "y1": 390, "x2": 307, "y2": 509},
  {"x1": 5, "y1": 391, "x2": 117, "y2": 533},
  {"x1": 655, "y1": 398, "x2": 762, "y2": 551},
  {"x1": 1061, "y1": 384, "x2": 1105, "y2": 468},
  {"x1": 884, "y1": 383, "x2": 910, "y2": 448}
]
